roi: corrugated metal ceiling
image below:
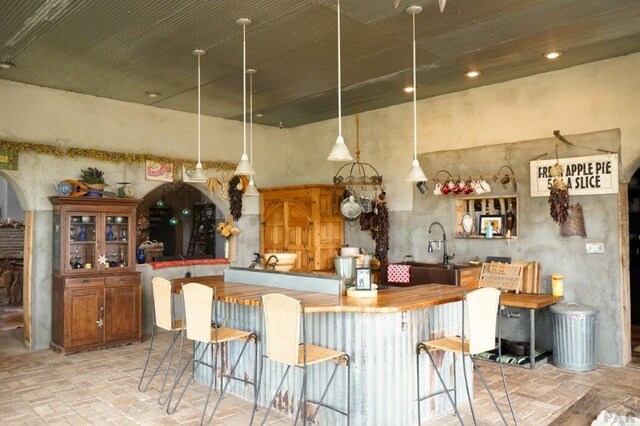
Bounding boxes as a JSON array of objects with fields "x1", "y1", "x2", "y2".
[{"x1": 1, "y1": 0, "x2": 639, "y2": 127}]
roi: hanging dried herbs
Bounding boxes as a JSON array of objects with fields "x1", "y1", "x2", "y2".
[
  {"x1": 360, "y1": 193, "x2": 389, "y2": 264},
  {"x1": 228, "y1": 176, "x2": 243, "y2": 221},
  {"x1": 548, "y1": 163, "x2": 569, "y2": 223}
]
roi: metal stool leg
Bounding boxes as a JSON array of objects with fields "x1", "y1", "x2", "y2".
[
  {"x1": 422, "y1": 346, "x2": 464, "y2": 425},
  {"x1": 473, "y1": 359, "x2": 508, "y2": 424},
  {"x1": 198, "y1": 343, "x2": 217, "y2": 425},
  {"x1": 250, "y1": 355, "x2": 266, "y2": 426},
  {"x1": 346, "y1": 359, "x2": 351, "y2": 426},
  {"x1": 138, "y1": 325, "x2": 156, "y2": 392},
  {"x1": 206, "y1": 335, "x2": 256, "y2": 424},
  {"x1": 260, "y1": 365, "x2": 291, "y2": 426},
  {"x1": 158, "y1": 329, "x2": 183, "y2": 405},
  {"x1": 294, "y1": 365, "x2": 307, "y2": 425},
  {"x1": 166, "y1": 342, "x2": 207, "y2": 414},
  {"x1": 453, "y1": 352, "x2": 458, "y2": 411},
  {"x1": 308, "y1": 354, "x2": 350, "y2": 424},
  {"x1": 461, "y1": 353, "x2": 477, "y2": 425},
  {"x1": 498, "y1": 349, "x2": 518, "y2": 425}
]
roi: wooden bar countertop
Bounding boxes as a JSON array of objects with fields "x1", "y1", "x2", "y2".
[{"x1": 172, "y1": 276, "x2": 563, "y2": 313}]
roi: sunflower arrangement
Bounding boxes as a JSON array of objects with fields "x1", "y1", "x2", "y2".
[{"x1": 216, "y1": 220, "x2": 241, "y2": 240}]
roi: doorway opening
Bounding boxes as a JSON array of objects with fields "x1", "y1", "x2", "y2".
[
  {"x1": 136, "y1": 183, "x2": 226, "y2": 261},
  {"x1": 629, "y1": 168, "x2": 640, "y2": 367},
  {"x1": 0, "y1": 174, "x2": 27, "y2": 356}
]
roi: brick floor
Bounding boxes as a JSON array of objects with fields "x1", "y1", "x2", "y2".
[{"x1": 1, "y1": 331, "x2": 639, "y2": 425}]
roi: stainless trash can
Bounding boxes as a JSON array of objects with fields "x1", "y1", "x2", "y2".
[{"x1": 550, "y1": 303, "x2": 598, "y2": 371}]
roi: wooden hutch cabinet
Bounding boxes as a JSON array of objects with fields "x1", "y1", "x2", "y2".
[
  {"x1": 260, "y1": 185, "x2": 344, "y2": 272},
  {"x1": 49, "y1": 197, "x2": 142, "y2": 354}
]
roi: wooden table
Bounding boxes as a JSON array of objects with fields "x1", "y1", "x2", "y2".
[{"x1": 501, "y1": 292, "x2": 564, "y2": 369}]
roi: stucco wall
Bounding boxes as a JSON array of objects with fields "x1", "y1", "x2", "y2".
[{"x1": 284, "y1": 53, "x2": 640, "y2": 212}]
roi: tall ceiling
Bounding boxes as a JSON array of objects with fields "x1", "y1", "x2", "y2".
[{"x1": 1, "y1": 0, "x2": 639, "y2": 128}]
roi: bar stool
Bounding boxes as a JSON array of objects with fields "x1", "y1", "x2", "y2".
[
  {"x1": 165, "y1": 282, "x2": 257, "y2": 425},
  {"x1": 416, "y1": 287, "x2": 517, "y2": 425},
  {"x1": 250, "y1": 293, "x2": 350, "y2": 426},
  {"x1": 138, "y1": 277, "x2": 184, "y2": 405}
]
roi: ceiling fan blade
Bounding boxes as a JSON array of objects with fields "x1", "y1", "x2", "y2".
[
  {"x1": 438, "y1": 0, "x2": 447, "y2": 12},
  {"x1": 394, "y1": 0, "x2": 401, "y2": 9}
]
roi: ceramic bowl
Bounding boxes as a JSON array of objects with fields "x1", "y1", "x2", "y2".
[{"x1": 268, "y1": 252, "x2": 298, "y2": 271}]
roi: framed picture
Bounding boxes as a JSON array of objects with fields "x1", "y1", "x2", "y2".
[
  {"x1": 355, "y1": 268, "x2": 372, "y2": 291},
  {"x1": 479, "y1": 215, "x2": 504, "y2": 236},
  {"x1": 145, "y1": 161, "x2": 174, "y2": 182}
]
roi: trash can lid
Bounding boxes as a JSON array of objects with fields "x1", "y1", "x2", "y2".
[{"x1": 550, "y1": 302, "x2": 598, "y2": 315}]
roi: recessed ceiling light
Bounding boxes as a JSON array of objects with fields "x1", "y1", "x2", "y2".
[
  {"x1": 255, "y1": 113, "x2": 263, "y2": 117},
  {"x1": 0, "y1": 62, "x2": 15, "y2": 69},
  {"x1": 544, "y1": 51, "x2": 563, "y2": 60},
  {"x1": 465, "y1": 70, "x2": 480, "y2": 78},
  {"x1": 403, "y1": 86, "x2": 414, "y2": 93},
  {"x1": 145, "y1": 91, "x2": 161, "y2": 98}
]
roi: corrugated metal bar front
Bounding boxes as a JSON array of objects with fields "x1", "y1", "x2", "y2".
[{"x1": 193, "y1": 300, "x2": 470, "y2": 424}]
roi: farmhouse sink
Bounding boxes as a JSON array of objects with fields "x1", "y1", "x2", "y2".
[{"x1": 379, "y1": 261, "x2": 481, "y2": 287}]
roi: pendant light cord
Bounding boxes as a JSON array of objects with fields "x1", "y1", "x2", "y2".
[
  {"x1": 197, "y1": 54, "x2": 202, "y2": 165},
  {"x1": 250, "y1": 72, "x2": 253, "y2": 164},
  {"x1": 243, "y1": 24, "x2": 247, "y2": 156},
  {"x1": 412, "y1": 12, "x2": 418, "y2": 162},
  {"x1": 337, "y1": 0, "x2": 342, "y2": 138}
]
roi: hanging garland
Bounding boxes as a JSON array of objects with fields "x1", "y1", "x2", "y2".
[{"x1": 0, "y1": 139, "x2": 236, "y2": 171}]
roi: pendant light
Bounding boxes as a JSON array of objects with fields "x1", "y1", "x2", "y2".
[
  {"x1": 405, "y1": 5, "x2": 428, "y2": 182},
  {"x1": 244, "y1": 68, "x2": 260, "y2": 196},
  {"x1": 327, "y1": 0, "x2": 353, "y2": 161},
  {"x1": 234, "y1": 18, "x2": 256, "y2": 176},
  {"x1": 191, "y1": 48, "x2": 208, "y2": 182}
]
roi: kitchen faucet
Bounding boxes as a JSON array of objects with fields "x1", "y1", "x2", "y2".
[
  {"x1": 265, "y1": 255, "x2": 279, "y2": 270},
  {"x1": 428, "y1": 221, "x2": 455, "y2": 266},
  {"x1": 248, "y1": 253, "x2": 265, "y2": 269}
]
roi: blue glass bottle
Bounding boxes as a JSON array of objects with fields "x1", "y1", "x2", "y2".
[
  {"x1": 77, "y1": 226, "x2": 87, "y2": 242},
  {"x1": 106, "y1": 225, "x2": 115, "y2": 241}
]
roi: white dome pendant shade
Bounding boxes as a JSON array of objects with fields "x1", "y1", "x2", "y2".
[
  {"x1": 244, "y1": 68, "x2": 260, "y2": 196},
  {"x1": 327, "y1": 0, "x2": 353, "y2": 162},
  {"x1": 405, "y1": 5, "x2": 428, "y2": 183},
  {"x1": 234, "y1": 18, "x2": 256, "y2": 176},
  {"x1": 191, "y1": 48, "x2": 208, "y2": 183}
]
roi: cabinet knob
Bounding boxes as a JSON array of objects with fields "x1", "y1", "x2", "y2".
[{"x1": 82, "y1": 279, "x2": 89, "y2": 283}]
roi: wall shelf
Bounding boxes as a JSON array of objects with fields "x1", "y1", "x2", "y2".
[{"x1": 454, "y1": 195, "x2": 518, "y2": 239}]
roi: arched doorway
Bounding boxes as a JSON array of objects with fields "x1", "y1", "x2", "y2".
[
  {"x1": 136, "y1": 182, "x2": 228, "y2": 260},
  {"x1": 0, "y1": 173, "x2": 29, "y2": 355}
]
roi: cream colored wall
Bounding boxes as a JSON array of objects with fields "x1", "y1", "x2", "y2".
[
  {"x1": 0, "y1": 79, "x2": 287, "y2": 213},
  {"x1": 285, "y1": 52, "x2": 640, "y2": 211}
]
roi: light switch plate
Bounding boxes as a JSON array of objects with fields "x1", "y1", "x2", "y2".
[{"x1": 585, "y1": 242, "x2": 604, "y2": 254}]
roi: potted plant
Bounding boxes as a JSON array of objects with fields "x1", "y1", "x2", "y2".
[{"x1": 80, "y1": 167, "x2": 106, "y2": 197}]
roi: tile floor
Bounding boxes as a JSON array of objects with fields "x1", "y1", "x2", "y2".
[{"x1": 1, "y1": 332, "x2": 639, "y2": 425}]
